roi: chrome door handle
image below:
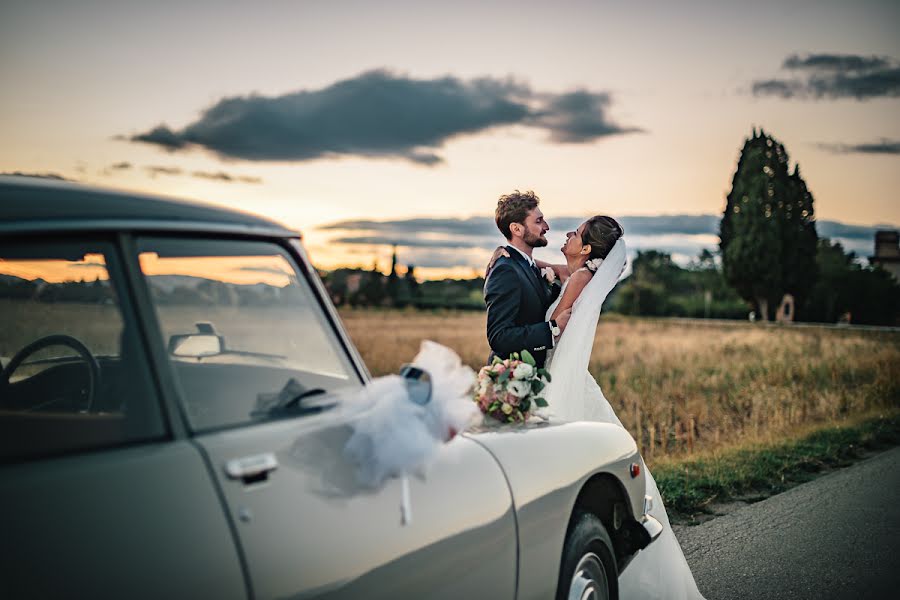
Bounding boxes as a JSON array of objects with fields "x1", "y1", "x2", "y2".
[{"x1": 225, "y1": 453, "x2": 278, "y2": 481}]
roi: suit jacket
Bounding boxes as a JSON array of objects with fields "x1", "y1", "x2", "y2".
[{"x1": 484, "y1": 246, "x2": 561, "y2": 368}]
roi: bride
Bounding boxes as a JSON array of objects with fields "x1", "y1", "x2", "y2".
[{"x1": 496, "y1": 215, "x2": 705, "y2": 600}]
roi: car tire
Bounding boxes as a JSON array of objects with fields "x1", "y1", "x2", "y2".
[{"x1": 557, "y1": 511, "x2": 618, "y2": 600}]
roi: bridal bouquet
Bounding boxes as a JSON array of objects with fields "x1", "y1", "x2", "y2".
[{"x1": 473, "y1": 350, "x2": 551, "y2": 423}]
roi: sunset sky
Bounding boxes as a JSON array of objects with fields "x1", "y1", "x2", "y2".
[{"x1": 2, "y1": 0, "x2": 898, "y2": 278}]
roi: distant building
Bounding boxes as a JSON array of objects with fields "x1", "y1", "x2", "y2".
[{"x1": 870, "y1": 230, "x2": 900, "y2": 281}]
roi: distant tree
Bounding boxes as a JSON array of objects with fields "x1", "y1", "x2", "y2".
[
  {"x1": 803, "y1": 238, "x2": 900, "y2": 325},
  {"x1": 719, "y1": 129, "x2": 818, "y2": 320},
  {"x1": 360, "y1": 261, "x2": 386, "y2": 306},
  {"x1": 386, "y1": 245, "x2": 400, "y2": 305},
  {"x1": 404, "y1": 264, "x2": 420, "y2": 301},
  {"x1": 616, "y1": 251, "x2": 683, "y2": 316},
  {"x1": 613, "y1": 249, "x2": 747, "y2": 318}
]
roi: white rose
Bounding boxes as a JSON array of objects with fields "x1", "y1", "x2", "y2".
[
  {"x1": 512, "y1": 363, "x2": 534, "y2": 380},
  {"x1": 507, "y1": 379, "x2": 531, "y2": 398},
  {"x1": 586, "y1": 258, "x2": 603, "y2": 272}
]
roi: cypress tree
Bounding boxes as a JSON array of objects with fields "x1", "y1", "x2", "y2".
[{"x1": 719, "y1": 129, "x2": 818, "y2": 320}]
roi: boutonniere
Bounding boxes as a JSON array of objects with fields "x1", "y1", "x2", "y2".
[{"x1": 541, "y1": 266, "x2": 559, "y2": 287}]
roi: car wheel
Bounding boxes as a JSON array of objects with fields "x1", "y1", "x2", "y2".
[{"x1": 557, "y1": 511, "x2": 618, "y2": 600}]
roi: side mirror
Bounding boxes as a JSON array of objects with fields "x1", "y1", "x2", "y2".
[
  {"x1": 399, "y1": 364, "x2": 432, "y2": 406},
  {"x1": 168, "y1": 333, "x2": 223, "y2": 358}
]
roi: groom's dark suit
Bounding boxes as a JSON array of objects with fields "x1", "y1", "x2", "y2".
[{"x1": 484, "y1": 245, "x2": 561, "y2": 368}]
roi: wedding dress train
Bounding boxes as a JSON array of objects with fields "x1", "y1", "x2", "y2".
[{"x1": 543, "y1": 239, "x2": 704, "y2": 600}]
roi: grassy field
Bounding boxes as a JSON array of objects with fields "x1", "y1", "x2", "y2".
[{"x1": 338, "y1": 309, "x2": 900, "y2": 465}]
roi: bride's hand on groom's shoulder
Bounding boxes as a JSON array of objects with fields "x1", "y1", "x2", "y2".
[{"x1": 485, "y1": 246, "x2": 510, "y2": 278}]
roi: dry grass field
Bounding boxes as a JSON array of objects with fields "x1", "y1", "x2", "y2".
[{"x1": 339, "y1": 309, "x2": 900, "y2": 464}]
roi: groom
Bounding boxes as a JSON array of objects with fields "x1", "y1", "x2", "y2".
[{"x1": 484, "y1": 190, "x2": 571, "y2": 369}]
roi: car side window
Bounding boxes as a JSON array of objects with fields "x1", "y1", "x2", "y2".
[
  {"x1": 0, "y1": 239, "x2": 166, "y2": 462},
  {"x1": 136, "y1": 237, "x2": 362, "y2": 432}
]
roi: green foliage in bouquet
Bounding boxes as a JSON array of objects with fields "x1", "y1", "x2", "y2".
[{"x1": 474, "y1": 350, "x2": 552, "y2": 423}]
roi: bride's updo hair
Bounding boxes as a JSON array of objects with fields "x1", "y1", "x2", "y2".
[{"x1": 582, "y1": 215, "x2": 623, "y2": 260}]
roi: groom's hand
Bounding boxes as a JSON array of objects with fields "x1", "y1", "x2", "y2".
[{"x1": 557, "y1": 308, "x2": 572, "y2": 334}]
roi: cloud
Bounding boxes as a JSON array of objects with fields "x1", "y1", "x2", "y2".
[
  {"x1": 127, "y1": 70, "x2": 639, "y2": 165},
  {"x1": 1, "y1": 171, "x2": 72, "y2": 181},
  {"x1": 131, "y1": 125, "x2": 187, "y2": 150},
  {"x1": 817, "y1": 139, "x2": 900, "y2": 155},
  {"x1": 782, "y1": 53, "x2": 891, "y2": 72},
  {"x1": 531, "y1": 91, "x2": 643, "y2": 142},
  {"x1": 321, "y1": 216, "x2": 499, "y2": 236},
  {"x1": 108, "y1": 163, "x2": 261, "y2": 182},
  {"x1": 317, "y1": 214, "x2": 890, "y2": 270},
  {"x1": 100, "y1": 161, "x2": 133, "y2": 176},
  {"x1": 332, "y1": 235, "x2": 495, "y2": 249},
  {"x1": 144, "y1": 165, "x2": 183, "y2": 177},
  {"x1": 192, "y1": 170, "x2": 262, "y2": 184},
  {"x1": 321, "y1": 214, "x2": 721, "y2": 239},
  {"x1": 752, "y1": 52, "x2": 900, "y2": 100}
]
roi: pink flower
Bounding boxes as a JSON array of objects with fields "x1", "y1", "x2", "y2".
[
  {"x1": 542, "y1": 266, "x2": 557, "y2": 284},
  {"x1": 493, "y1": 363, "x2": 507, "y2": 374}
]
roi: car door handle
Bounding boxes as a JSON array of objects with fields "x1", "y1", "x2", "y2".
[{"x1": 225, "y1": 453, "x2": 278, "y2": 483}]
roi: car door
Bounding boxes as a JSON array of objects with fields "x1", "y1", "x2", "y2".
[
  {"x1": 133, "y1": 235, "x2": 518, "y2": 600},
  {"x1": 0, "y1": 235, "x2": 246, "y2": 599}
]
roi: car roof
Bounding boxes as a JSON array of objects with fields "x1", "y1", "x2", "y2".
[{"x1": 0, "y1": 175, "x2": 298, "y2": 237}]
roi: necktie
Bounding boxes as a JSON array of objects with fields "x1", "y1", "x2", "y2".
[{"x1": 530, "y1": 262, "x2": 542, "y2": 280}]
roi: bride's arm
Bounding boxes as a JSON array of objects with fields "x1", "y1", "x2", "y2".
[
  {"x1": 533, "y1": 258, "x2": 570, "y2": 280},
  {"x1": 549, "y1": 269, "x2": 592, "y2": 321}
]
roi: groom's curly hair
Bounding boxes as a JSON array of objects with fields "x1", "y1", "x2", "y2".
[
  {"x1": 495, "y1": 190, "x2": 540, "y2": 239},
  {"x1": 582, "y1": 215, "x2": 623, "y2": 259}
]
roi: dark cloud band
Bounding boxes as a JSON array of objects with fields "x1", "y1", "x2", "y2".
[
  {"x1": 127, "y1": 70, "x2": 639, "y2": 165},
  {"x1": 317, "y1": 214, "x2": 886, "y2": 270},
  {"x1": 752, "y1": 53, "x2": 900, "y2": 100},
  {"x1": 321, "y1": 214, "x2": 723, "y2": 238},
  {"x1": 137, "y1": 165, "x2": 261, "y2": 183},
  {"x1": 818, "y1": 139, "x2": 900, "y2": 155},
  {"x1": 783, "y1": 53, "x2": 891, "y2": 72}
]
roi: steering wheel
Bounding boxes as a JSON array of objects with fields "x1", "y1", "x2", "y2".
[{"x1": 0, "y1": 334, "x2": 101, "y2": 412}]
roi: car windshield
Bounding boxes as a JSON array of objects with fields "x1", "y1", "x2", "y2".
[{"x1": 137, "y1": 237, "x2": 361, "y2": 432}]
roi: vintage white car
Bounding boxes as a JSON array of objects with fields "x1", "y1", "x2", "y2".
[{"x1": 0, "y1": 175, "x2": 659, "y2": 599}]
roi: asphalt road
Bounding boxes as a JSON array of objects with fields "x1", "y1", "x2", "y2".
[{"x1": 675, "y1": 445, "x2": 900, "y2": 600}]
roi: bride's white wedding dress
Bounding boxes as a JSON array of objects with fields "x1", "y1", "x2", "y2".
[{"x1": 543, "y1": 239, "x2": 704, "y2": 600}]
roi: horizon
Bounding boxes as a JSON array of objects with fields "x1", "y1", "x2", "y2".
[{"x1": 306, "y1": 211, "x2": 894, "y2": 279}]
